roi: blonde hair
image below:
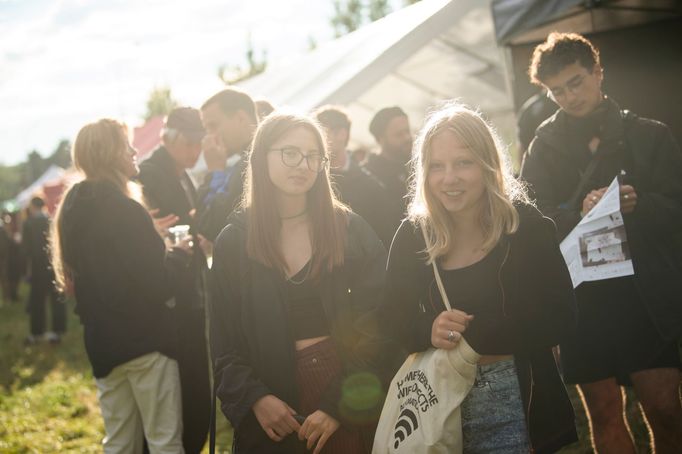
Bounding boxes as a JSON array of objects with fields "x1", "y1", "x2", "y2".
[
  {"x1": 244, "y1": 113, "x2": 349, "y2": 279},
  {"x1": 408, "y1": 103, "x2": 529, "y2": 263},
  {"x1": 51, "y1": 118, "x2": 141, "y2": 292}
]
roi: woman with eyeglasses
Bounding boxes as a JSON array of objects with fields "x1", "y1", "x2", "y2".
[
  {"x1": 209, "y1": 113, "x2": 386, "y2": 454},
  {"x1": 50, "y1": 119, "x2": 193, "y2": 453}
]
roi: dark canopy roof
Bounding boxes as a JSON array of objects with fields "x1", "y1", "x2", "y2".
[{"x1": 492, "y1": 0, "x2": 681, "y2": 45}]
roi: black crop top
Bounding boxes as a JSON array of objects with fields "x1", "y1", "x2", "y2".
[
  {"x1": 283, "y1": 265, "x2": 330, "y2": 341},
  {"x1": 431, "y1": 242, "x2": 510, "y2": 353}
]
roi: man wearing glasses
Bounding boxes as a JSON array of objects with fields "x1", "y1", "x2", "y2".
[{"x1": 521, "y1": 32, "x2": 682, "y2": 453}]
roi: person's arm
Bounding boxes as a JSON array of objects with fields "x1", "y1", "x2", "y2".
[
  {"x1": 629, "y1": 125, "x2": 682, "y2": 237},
  {"x1": 208, "y1": 225, "x2": 271, "y2": 430},
  {"x1": 463, "y1": 215, "x2": 577, "y2": 354},
  {"x1": 521, "y1": 140, "x2": 582, "y2": 239}
]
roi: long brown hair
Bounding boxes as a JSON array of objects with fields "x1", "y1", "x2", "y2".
[
  {"x1": 243, "y1": 113, "x2": 348, "y2": 278},
  {"x1": 51, "y1": 118, "x2": 139, "y2": 292},
  {"x1": 408, "y1": 103, "x2": 530, "y2": 263}
]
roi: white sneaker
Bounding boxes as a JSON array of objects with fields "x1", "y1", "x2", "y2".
[{"x1": 45, "y1": 332, "x2": 61, "y2": 344}]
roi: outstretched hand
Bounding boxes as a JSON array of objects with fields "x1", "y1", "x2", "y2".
[{"x1": 148, "y1": 209, "x2": 179, "y2": 237}]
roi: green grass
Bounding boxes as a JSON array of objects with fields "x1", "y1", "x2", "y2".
[
  {"x1": 0, "y1": 285, "x2": 233, "y2": 453},
  {"x1": 0, "y1": 285, "x2": 662, "y2": 453}
]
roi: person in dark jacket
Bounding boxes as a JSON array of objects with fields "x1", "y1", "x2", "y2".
[
  {"x1": 137, "y1": 107, "x2": 211, "y2": 454},
  {"x1": 378, "y1": 103, "x2": 578, "y2": 453},
  {"x1": 363, "y1": 106, "x2": 413, "y2": 218},
  {"x1": 314, "y1": 105, "x2": 400, "y2": 248},
  {"x1": 22, "y1": 196, "x2": 65, "y2": 345},
  {"x1": 50, "y1": 118, "x2": 193, "y2": 453},
  {"x1": 209, "y1": 113, "x2": 386, "y2": 454},
  {"x1": 3, "y1": 211, "x2": 24, "y2": 302},
  {"x1": 198, "y1": 87, "x2": 258, "y2": 242},
  {"x1": 521, "y1": 32, "x2": 682, "y2": 454}
]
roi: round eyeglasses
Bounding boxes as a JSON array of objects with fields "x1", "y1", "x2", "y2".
[{"x1": 270, "y1": 146, "x2": 328, "y2": 173}]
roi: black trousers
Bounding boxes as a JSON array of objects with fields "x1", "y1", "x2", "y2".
[
  {"x1": 27, "y1": 276, "x2": 66, "y2": 336},
  {"x1": 177, "y1": 307, "x2": 211, "y2": 453}
]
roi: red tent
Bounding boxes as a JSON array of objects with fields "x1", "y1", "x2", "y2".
[{"x1": 132, "y1": 115, "x2": 164, "y2": 162}]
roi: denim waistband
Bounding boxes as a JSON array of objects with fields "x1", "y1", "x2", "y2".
[{"x1": 475, "y1": 358, "x2": 516, "y2": 382}]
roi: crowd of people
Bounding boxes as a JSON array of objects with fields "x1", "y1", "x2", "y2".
[{"x1": 3, "y1": 31, "x2": 680, "y2": 454}]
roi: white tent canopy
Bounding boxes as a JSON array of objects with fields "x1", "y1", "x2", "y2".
[
  {"x1": 15, "y1": 164, "x2": 65, "y2": 208},
  {"x1": 240, "y1": 0, "x2": 515, "y2": 150}
]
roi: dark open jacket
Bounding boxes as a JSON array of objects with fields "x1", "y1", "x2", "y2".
[
  {"x1": 138, "y1": 146, "x2": 203, "y2": 311},
  {"x1": 378, "y1": 204, "x2": 578, "y2": 454},
  {"x1": 209, "y1": 211, "x2": 387, "y2": 453},
  {"x1": 521, "y1": 97, "x2": 682, "y2": 340},
  {"x1": 59, "y1": 180, "x2": 189, "y2": 378}
]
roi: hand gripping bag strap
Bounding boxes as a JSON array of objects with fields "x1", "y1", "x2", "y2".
[{"x1": 421, "y1": 226, "x2": 479, "y2": 363}]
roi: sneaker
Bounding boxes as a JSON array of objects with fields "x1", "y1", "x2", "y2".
[{"x1": 45, "y1": 332, "x2": 61, "y2": 345}]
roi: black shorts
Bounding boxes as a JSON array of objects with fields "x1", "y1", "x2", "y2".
[{"x1": 560, "y1": 276, "x2": 682, "y2": 386}]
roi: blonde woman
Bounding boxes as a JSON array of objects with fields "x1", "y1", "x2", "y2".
[
  {"x1": 378, "y1": 104, "x2": 578, "y2": 453},
  {"x1": 51, "y1": 119, "x2": 192, "y2": 453},
  {"x1": 209, "y1": 113, "x2": 386, "y2": 453}
]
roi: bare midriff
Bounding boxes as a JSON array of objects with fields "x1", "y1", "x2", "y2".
[
  {"x1": 478, "y1": 354, "x2": 513, "y2": 365},
  {"x1": 295, "y1": 335, "x2": 330, "y2": 351}
]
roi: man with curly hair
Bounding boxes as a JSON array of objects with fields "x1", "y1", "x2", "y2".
[{"x1": 521, "y1": 32, "x2": 682, "y2": 454}]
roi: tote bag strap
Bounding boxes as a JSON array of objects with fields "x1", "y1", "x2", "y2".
[
  {"x1": 421, "y1": 226, "x2": 452, "y2": 311},
  {"x1": 421, "y1": 225, "x2": 480, "y2": 364}
]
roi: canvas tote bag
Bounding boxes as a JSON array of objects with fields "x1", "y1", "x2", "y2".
[{"x1": 373, "y1": 230, "x2": 481, "y2": 454}]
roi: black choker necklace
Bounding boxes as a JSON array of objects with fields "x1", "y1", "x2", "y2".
[{"x1": 281, "y1": 209, "x2": 307, "y2": 220}]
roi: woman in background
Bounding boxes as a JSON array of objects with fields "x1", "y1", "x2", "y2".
[{"x1": 51, "y1": 118, "x2": 191, "y2": 453}]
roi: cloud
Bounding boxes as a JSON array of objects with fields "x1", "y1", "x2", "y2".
[{"x1": 0, "y1": 0, "x2": 334, "y2": 165}]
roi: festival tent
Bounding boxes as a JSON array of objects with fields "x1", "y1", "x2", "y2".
[
  {"x1": 15, "y1": 165, "x2": 65, "y2": 209},
  {"x1": 239, "y1": 0, "x2": 516, "y2": 151}
]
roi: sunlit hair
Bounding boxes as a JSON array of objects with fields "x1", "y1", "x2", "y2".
[
  {"x1": 529, "y1": 32, "x2": 600, "y2": 85},
  {"x1": 408, "y1": 103, "x2": 530, "y2": 263},
  {"x1": 243, "y1": 113, "x2": 349, "y2": 279},
  {"x1": 51, "y1": 118, "x2": 141, "y2": 292}
]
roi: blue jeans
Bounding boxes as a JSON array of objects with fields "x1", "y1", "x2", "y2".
[{"x1": 461, "y1": 358, "x2": 530, "y2": 453}]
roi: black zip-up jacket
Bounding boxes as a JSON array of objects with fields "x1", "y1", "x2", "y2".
[
  {"x1": 379, "y1": 204, "x2": 578, "y2": 454},
  {"x1": 209, "y1": 211, "x2": 387, "y2": 453},
  {"x1": 59, "y1": 180, "x2": 189, "y2": 378},
  {"x1": 521, "y1": 98, "x2": 682, "y2": 340}
]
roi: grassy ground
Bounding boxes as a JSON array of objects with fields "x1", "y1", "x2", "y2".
[{"x1": 0, "y1": 285, "x2": 660, "y2": 453}]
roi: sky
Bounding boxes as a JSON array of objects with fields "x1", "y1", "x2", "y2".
[{"x1": 0, "y1": 0, "x2": 337, "y2": 165}]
